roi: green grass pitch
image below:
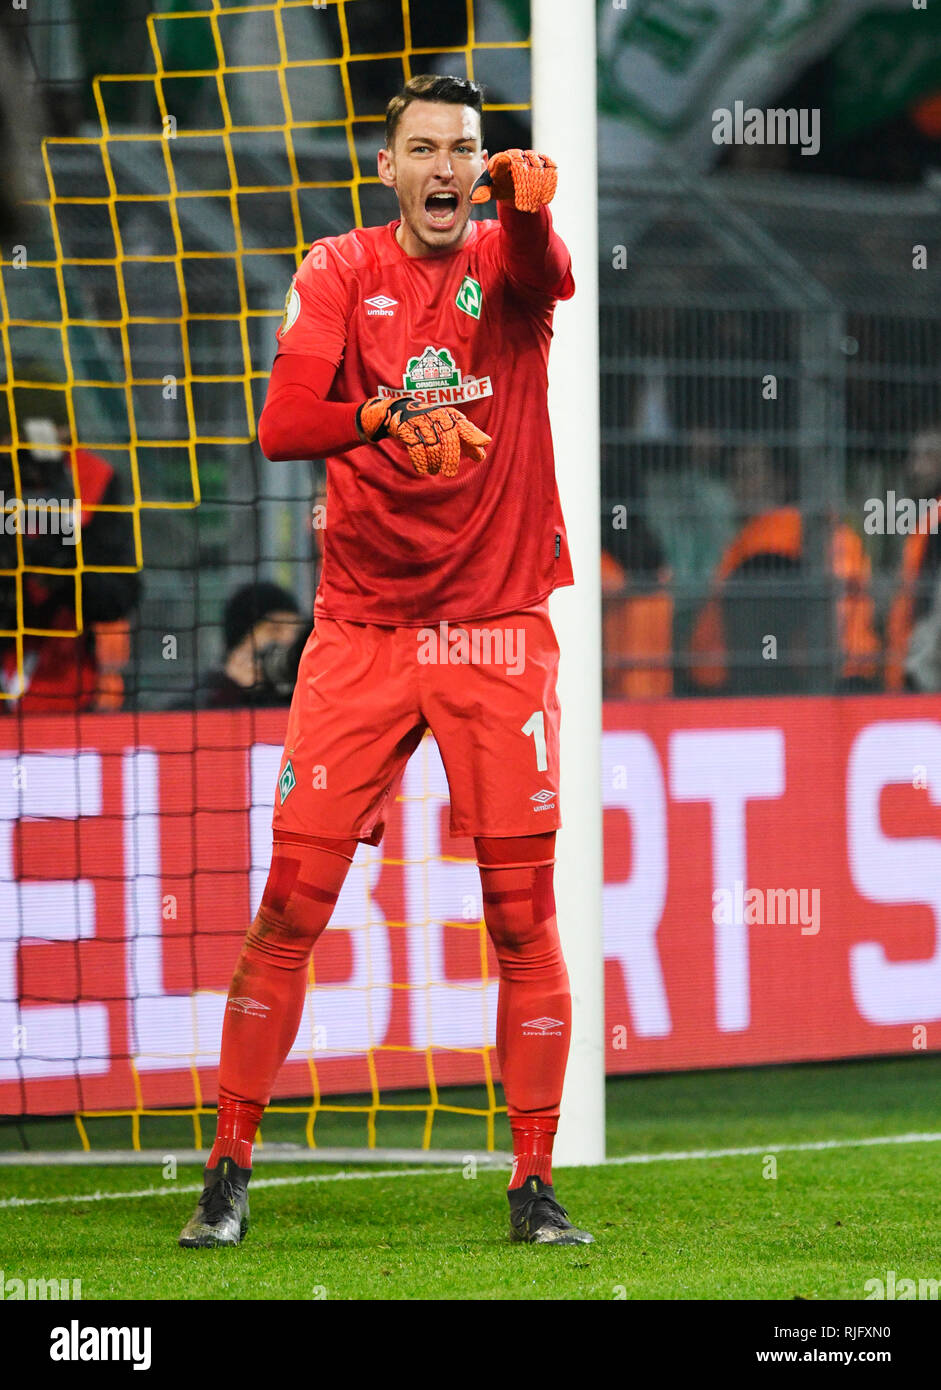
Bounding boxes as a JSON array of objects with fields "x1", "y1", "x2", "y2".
[{"x1": 1, "y1": 1056, "x2": 939, "y2": 1300}]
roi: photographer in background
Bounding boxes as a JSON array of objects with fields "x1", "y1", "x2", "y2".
[
  {"x1": 0, "y1": 368, "x2": 140, "y2": 712},
  {"x1": 189, "y1": 582, "x2": 310, "y2": 710}
]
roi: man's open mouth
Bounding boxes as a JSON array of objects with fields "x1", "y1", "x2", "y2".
[{"x1": 425, "y1": 191, "x2": 460, "y2": 229}]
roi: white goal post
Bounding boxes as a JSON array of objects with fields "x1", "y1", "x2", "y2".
[
  {"x1": 534, "y1": 0, "x2": 606, "y2": 1166},
  {"x1": 3, "y1": 2, "x2": 607, "y2": 1170}
]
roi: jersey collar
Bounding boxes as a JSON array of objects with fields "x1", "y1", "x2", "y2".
[{"x1": 388, "y1": 217, "x2": 479, "y2": 261}]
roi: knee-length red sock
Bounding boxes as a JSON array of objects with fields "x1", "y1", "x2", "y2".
[
  {"x1": 208, "y1": 833, "x2": 357, "y2": 1169},
  {"x1": 477, "y1": 833, "x2": 570, "y2": 1190}
]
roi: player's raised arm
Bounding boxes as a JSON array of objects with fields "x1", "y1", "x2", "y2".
[{"x1": 471, "y1": 149, "x2": 575, "y2": 301}]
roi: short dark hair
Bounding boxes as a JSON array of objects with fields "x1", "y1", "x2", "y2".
[{"x1": 385, "y1": 74, "x2": 484, "y2": 148}]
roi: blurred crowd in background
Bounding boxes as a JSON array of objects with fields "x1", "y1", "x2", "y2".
[
  {"x1": 4, "y1": 375, "x2": 941, "y2": 713},
  {"x1": 600, "y1": 424, "x2": 941, "y2": 701}
]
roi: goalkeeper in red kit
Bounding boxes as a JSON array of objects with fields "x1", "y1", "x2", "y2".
[{"x1": 179, "y1": 74, "x2": 592, "y2": 1248}]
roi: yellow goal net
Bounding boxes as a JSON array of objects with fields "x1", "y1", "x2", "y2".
[{"x1": 0, "y1": 0, "x2": 531, "y2": 1160}]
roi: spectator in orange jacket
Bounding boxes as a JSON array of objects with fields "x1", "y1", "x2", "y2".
[
  {"x1": 601, "y1": 510, "x2": 673, "y2": 698},
  {"x1": 689, "y1": 445, "x2": 879, "y2": 694}
]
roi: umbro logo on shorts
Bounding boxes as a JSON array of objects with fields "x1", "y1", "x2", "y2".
[
  {"x1": 522, "y1": 1016, "x2": 564, "y2": 1036},
  {"x1": 530, "y1": 788, "x2": 556, "y2": 812},
  {"x1": 364, "y1": 295, "x2": 398, "y2": 316}
]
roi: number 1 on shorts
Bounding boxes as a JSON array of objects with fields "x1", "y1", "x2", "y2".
[{"x1": 521, "y1": 710, "x2": 548, "y2": 772}]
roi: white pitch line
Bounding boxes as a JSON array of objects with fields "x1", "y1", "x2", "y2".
[
  {"x1": 0, "y1": 1166, "x2": 462, "y2": 1210},
  {"x1": 604, "y1": 1130, "x2": 941, "y2": 1165},
  {"x1": 2, "y1": 1130, "x2": 941, "y2": 1210}
]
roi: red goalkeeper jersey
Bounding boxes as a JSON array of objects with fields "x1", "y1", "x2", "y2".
[{"x1": 271, "y1": 210, "x2": 575, "y2": 625}]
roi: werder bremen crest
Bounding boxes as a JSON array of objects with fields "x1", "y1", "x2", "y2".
[
  {"x1": 278, "y1": 760, "x2": 296, "y2": 804},
  {"x1": 455, "y1": 274, "x2": 482, "y2": 319}
]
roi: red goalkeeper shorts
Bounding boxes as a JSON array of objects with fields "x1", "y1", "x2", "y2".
[{"x1": 271, "y1": 602, "x2": 561, "y2": 843}]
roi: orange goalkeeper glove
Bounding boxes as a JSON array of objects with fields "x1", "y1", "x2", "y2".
[
  {"x1": 470, "y1": 149, "x2": 558, "y2": 213},
  {"x1": 356, "y1": 395, "x2": 491, "y2": 478}
]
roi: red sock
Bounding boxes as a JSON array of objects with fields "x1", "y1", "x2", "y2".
[
  {"x1": 477, "y1": 836, "x2": 570, "y2": 1192},
  {"x1": 208, "y1": 1094, "x2": 264, "y2": 1170},
  {"x1": 509, "y1": 1115, "x2": 557, "y2": 1189},
  {"x1": 208, "y1": 834, "x2": 356, "y2": 1169}
]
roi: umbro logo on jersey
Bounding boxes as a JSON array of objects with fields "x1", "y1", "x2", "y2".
[
  {"x1": 364, "y1": 295, "x2": 398, "y2": 316},
  {"x1": 521, "y1": 1015, "x2": 564, "y2": 1036}
]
